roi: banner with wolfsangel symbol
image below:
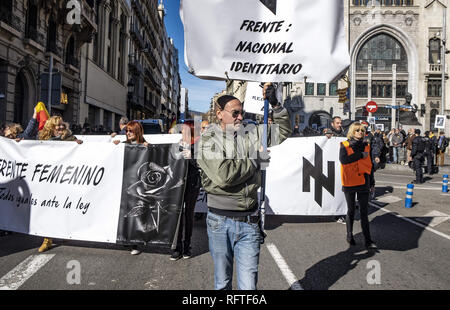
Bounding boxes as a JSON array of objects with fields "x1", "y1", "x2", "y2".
[
  {"x1": 194, "y1": 136, "x2": 348, "y2": 215},
  {"x1": 264, "y1": 136, "x2": 347, "y2": 215},
  {"x1": 180, "y1": 0, "x2": 349, "y2": 82},
  {"x1": 0, "y1": 137, "x2": 187, "y2": 246}
]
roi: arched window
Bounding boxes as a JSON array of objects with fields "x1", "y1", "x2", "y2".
[
  {"x1": 26, "y1": 0, "x2": 39, "y2": 41},
  {"x1": 430, "y1": 109, "x2": 438, "y2": 131},
  {"x1": 0, "y1": 0, "x2": 13, "y2": 26},
  {"x1": 356, "y1": 33, "x2": 408, "y2": 72},
  {"x1": 47, "y1": 16, "x2": 57, "y2": 54},
  {"x1": 66, "y1": 36, "x2": 78, "y2": 67}
]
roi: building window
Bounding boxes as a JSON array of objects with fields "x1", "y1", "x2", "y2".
[
  {"x1": 427, "y1": 80, "x2": 442, "y2": 97},
  {"x1": 305, "y1": 82, "x2": 314, "y2": 95},
  {"x1": 356, "y1": 80, "x2": 368, "y2": 98},
  {"x1": 329, "y1": 82, "x2": 338, "y2": 96},
  {"x1": 429, "y1": 38, "x2": 441, "y2": 64},
  {"x1": 317, "y1": 83, "x2": 326, "y2": 96},
  {"x1": 65, "y1": 36, "x2": 78, "y2": 67},
  {"x1": 356, "y1": 33, "x2": 408, "y2": 72},
  {"x1": 372, "y1": 81, "x2": 392, "y2": 98},
  {"x1": 47, "y1": 17, "x2": 58, "y2": 54},
  {"x1": 396, "y1": 81, "x2": 408, "y2": 98},
  {"x1": 26, "y1": 1, "x2": 39, "y2": 41}
]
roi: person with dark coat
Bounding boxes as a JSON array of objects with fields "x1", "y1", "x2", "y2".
[
  {"x1": 171, "y1": 124, "x2": 202, "y2": 261},
  {"x1": 339, "y1": 122, "x2": 377, "y2": 250},
  {"x1": 411, "y1": 129, "x2": 425, "y2": 184},
  {"x1": 436, "y1": 131, "x2": 448, "y2": 166},
  {"x1": 371, "y1": 129, "x2": 386, "y2": 171},
  {"x1": 423, "y1": 131, "x2": 434, "y2": 175}
]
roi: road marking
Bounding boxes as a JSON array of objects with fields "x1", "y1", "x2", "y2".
[
  {"x1": 266, "y1": 243, "x2": 303, "y2": 290},
  {"x1": 0, "y1": 254, "x2": 55, "y2": 290},
  {"x1": 376, "y1": 182, "x2": 442, "y2": 191},
  {"x1": 417, "y1": 211, "x2": 450, "y2": 227},
  {"x1": 369, "y1": 203, "x2": 450, "y2": 240},
  {"x1": 376, "y1": 195, "x2": 402, "y2": 204}
]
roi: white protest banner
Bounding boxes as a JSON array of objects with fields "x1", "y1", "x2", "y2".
[
  {"x1": 0, "y1": 138, "x2": 124, "y2": 243},
  {"x1": 435, "y1": 115, "x2": 446, "y2": 129},
  {"x1": 265, "y1": 136, "x2": 347, "y2": 215},
  {"x1": 195, "y1": 136, "x2": 347, "y2": 215},
  {"x1": 77, "y1": 134, "x2": 183, "y2": 145},
  {"x1": 181, "y1": 0, "x2": 349, "y2": 82},
  {"x1": 0, "y1": 138, "x2": 188, "y2": 245},
  {"x1": 243, "y1": 82, "x2": 282, "y2": 115}
]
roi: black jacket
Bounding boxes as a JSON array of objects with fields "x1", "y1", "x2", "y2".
[{"x1": 411, "y1": 135, "x2": 425, "y2": 158}]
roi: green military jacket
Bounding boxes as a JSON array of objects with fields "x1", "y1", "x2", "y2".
[{"x1": 197, "y1": 106, "x2": 291, "y2": 212}]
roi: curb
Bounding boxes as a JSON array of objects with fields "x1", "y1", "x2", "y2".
[{"x1": 382, "y1": 164, "x2": 450, "y2": 174}]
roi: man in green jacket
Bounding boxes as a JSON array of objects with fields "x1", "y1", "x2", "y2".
[{"x1": 197, "y1": 83, "x2": 291, "y2": 290}]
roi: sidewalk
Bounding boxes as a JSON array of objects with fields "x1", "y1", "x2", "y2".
[{"x1": 382, "y1": 153, "x2": 450, "y2": 175}]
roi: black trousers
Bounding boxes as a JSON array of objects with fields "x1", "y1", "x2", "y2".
[
  {"x1": 175, "y1": 185, "x2": 201, "y2": 251},
  {"x1": 344, "y1": 191, "x2": 372, "y2": 244},
  {"x1": 413, "y1": 155, "x2": 424, "y2": 182},
  {"x1": 425, "y1": 153, "x2": 434, "y2": 174}
]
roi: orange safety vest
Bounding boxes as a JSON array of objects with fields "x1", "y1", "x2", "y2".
[{"x1": 340, "y1": 140, "x2": 372, "y2": 187}]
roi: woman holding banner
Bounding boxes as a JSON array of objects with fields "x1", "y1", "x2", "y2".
[
  {"x1": 339, "y1": 122, "x2": 377, "y2": 250},
  {"x1": 37, "y1": 116, "x2": 83, "y2": 253},
  {"x1": 114, "y1": 120, "x2": 148, "y2": 255},
  {"x1": 170, "y1": 123, "x2": 201, "y2": 261}
]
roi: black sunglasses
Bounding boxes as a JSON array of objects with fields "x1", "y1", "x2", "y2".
[
  {"x1": 224, "y1": 109, "x2": 245, "y2": 118},
  {"x1": 355, "y1": 129, "x2": 366, "y2": 133}
]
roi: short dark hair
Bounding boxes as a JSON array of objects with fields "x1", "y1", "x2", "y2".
[
  {"x1": 216, "y1": 95, "x2": 239, "y2": 110},
  {"x1": 415, "y1": 129, "x2": 421, "y2": 135},
  {"x1": 332, "y1": 116, "x2": 342, "y2": 122}
]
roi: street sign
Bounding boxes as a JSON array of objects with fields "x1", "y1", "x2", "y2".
[{"x1": 366, "y1": 101, "x2": 378, "y2": 113}]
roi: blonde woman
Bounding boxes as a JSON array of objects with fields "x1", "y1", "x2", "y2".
[
  {"x1": 37, "y1": 116, "x2": 82, "y2": 252},
  {"x1": 339, "y1": 122, "x2": 377, "y2": 250}
]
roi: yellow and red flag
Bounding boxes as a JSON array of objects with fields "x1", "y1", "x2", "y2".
[{"x1": 35, "y1": 101, "x2": 49, "y2": 131}]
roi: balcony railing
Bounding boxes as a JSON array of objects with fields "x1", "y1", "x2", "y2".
[
  {"x1": 129, "y1": 55, "x2": 143, "y2": 73},
  {"x1": 66, "y1": 54, "x2": 79, "y2": 68},
  {"x1": 429, "y1": 64, "x2": 442, "y2": 72},
  {"x1": 130, "y1": 23, "x2": 145, "y2": 49}
]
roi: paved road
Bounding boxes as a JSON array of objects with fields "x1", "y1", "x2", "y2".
[{"x1": 1, "y1": 166, "x2": 449, "y2": 291}]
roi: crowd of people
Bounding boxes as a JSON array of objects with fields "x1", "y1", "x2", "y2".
[{"x1": 1, "y1": 92, "x2": 449, "y2": 290}]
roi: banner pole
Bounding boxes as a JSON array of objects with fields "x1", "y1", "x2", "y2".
[{"x1": 260, "y1": 97, "x2": 269, "y2": 240}]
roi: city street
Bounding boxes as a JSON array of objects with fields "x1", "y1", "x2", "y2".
[{"x1": 1, "y1": 164, "x2": 449, "y2": 291}]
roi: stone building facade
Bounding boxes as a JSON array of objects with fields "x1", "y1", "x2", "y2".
[
  {"x1": 79, "y1": 0, "x2": 130, "y2": 131},
  {"x1": 0, "y1": 0, "x2": 96, "y2": 127},
  {"x1": 218, "y1": 0, "x2": 450, "y2": 136},
  {"x1": 127, "y1": 0, "x2": 163, "y2": 120}
]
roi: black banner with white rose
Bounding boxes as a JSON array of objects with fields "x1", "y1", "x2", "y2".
[
  {"x1": 117, "y1": 144, "x2": 187, "y2": 246},
  {"x1": 0, "y1": 137, "x2": 187, "y2": 247}
]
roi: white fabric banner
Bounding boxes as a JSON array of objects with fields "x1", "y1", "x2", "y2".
[
  {"x1": 0, "y1": 138, "x2": 124, "y2": 243},
  {"x1": 77, "y1": 134, "x2": 182, "y2": 145},
  {"x1": 265, "y1": 136, "x2": 347, "y2": 215},
  {"x1": 181, "y1": 0, "x2": 349, "y2": 82},
  {"x1": 195, "y1": 137, "x2": 348, "y2": 215}
]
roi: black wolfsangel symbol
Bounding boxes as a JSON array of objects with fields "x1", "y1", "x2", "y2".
[
  {"x1": 302, "y1": 144, "x2": 335, "y2": 207},
  {"x1": 260, "y1": 0, "x2": 277, "y2": 15}
]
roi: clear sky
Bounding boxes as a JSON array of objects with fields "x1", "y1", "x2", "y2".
[{"x1": 163, "y1": 0, "x2": 225, "y2": 113}]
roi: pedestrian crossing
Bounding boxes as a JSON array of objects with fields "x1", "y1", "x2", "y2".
[{"x1": 0, "y1": 254, "x2": 55, "y2": 290}]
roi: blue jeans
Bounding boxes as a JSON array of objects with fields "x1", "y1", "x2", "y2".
[
  {"x1": 393, "y1": 146, "x2": 400, "y2": 163},
  {"x1": 206, "y1": 211, "x2": 262, "y2": 290}
]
